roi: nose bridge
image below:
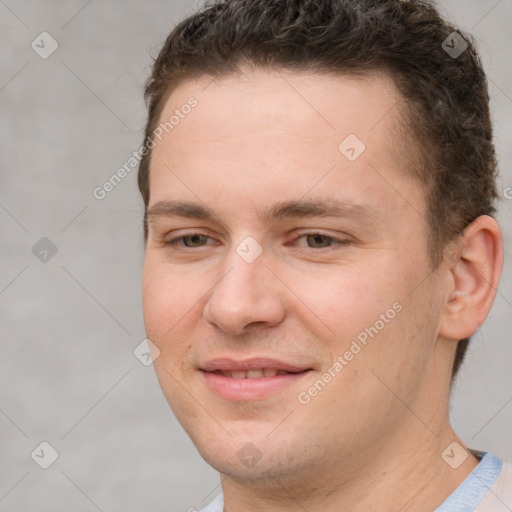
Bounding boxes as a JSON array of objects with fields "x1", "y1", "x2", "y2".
[{"x1": 203, "y1": 240, "x2": 285, "y2": 334}]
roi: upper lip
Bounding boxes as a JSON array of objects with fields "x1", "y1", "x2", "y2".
[{"x1": 201, "y1": 357, "x2": 312, "y2": 373}]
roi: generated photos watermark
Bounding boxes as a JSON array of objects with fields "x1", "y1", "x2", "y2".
[
  {"x1": 298, "y1": 301, "x2": 403, "y2": 405},
  {"x1": 92, "y1": 96, "x2": 198, "y2": 200}
]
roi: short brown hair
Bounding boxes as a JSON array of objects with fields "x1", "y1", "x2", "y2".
[{"x1": 137, "y1": 0, "x2": 499, "y2": 380}]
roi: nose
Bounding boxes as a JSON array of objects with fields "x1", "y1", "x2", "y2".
[{"x1": 203, "y1": 244, "x2": 286, "y2": 335}]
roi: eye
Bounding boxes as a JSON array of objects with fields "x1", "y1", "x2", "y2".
[
  {"x1": 303, "y1": 233, "x2": 335, "y2": 249},
  {"x1": 165, "y1": 233, "x2": 214, "y2": 248},
  {"x1": 292, "y1": 233, "x2": 352, "y2": 250},
  {"x1": 164, "y1": 232, "x2": 351, "y2": 251}
]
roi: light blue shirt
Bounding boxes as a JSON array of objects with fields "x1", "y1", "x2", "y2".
[
  {"x1": 198, "y1": 451, "x2": 504, "y2": 512},
  {"x1": 434, "y1": 451, "x2": 503, "y2": 511},
  {"x1": 199, "y1": 492, "x2": 223, "y2": 512}
]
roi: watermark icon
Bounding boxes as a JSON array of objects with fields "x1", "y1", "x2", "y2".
[
  {"x1": 442, "y1": 32, "x2": 468, "y2": 59},
  {"x1": 504, "y1": 186, "x2": 512, "y2": 200},
  {"x1": 133, "y1": 338, "x2": 160, "y2": 366},
  {"x1": 92, "y1": 97, "x2": 198, "y2": 200},
  {"x1": 31, "y1": 32, "x2": 59, "y2": 59},
  {"x1": 31, "y1": 441, "x2": 59, "y2": 469},
  {"x1": 236, "y1": 236, "x2": 263, "y2": 263},
  {"x1": 298, "y1": 301, "x2": 403, "y2": 405},
  {"x1": 441, "y1": 441, "x2": 469, "y2": 469},
  {"x1": 237, "y1": 442, "x2": 262, "y2": 467},
  {"x1": 32, "y1": 237, "x2": 58, "y2": 263},
  {"x1": 338, "y1": 133, "x2": 366, "y2": 162}
]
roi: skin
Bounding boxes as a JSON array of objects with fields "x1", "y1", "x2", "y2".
[{"x1": 141, "y1": 68, "x2": 503, "y2": 511}]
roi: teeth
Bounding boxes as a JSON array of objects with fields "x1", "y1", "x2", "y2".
[{"x1": 219, "y1": 369, "x2": 289, "y2": 378}]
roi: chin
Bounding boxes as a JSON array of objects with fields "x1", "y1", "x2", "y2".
[{"x1": 189, "y1": 424, "x2": 309, "y2": 481}]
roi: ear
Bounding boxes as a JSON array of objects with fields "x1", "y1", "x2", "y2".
[{"x1": 439, "y1": 215, "x2": 503, "y2": 340}]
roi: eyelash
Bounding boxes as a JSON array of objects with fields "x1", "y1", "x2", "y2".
[{"x1": 164, "y1": 232, "x2": 352, "y2": 251}]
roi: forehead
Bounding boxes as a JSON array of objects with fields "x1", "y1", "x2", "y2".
[
  {"x1": 156, "y1": 67, "x2": 403, "y2": 146},
  {"x1": 147, "y1": 68, "x2": 423, "y2": 225}
]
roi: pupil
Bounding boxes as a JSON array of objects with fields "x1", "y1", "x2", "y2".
[
  {"x1": 186, "y1": 235, "x2": 204, "y2": 247},
  {"x1": 309, "y1": 234, "x2": 328, "y2": 247}
]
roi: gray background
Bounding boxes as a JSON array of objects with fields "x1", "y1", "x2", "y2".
[{"x1": 0, "y1": 1, "x2": 511, "y2": 511}]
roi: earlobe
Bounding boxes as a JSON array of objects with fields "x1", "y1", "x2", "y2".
[{"x1": 439, "y1": 215, "x2": 503, "y2": 341}]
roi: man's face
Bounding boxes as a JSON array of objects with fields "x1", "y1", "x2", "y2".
[{"x1": 142, "y1": 69, "x2": 448, "y2": 483}]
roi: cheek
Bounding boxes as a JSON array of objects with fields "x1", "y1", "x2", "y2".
[
  {"x1": 142, "y1": 255, "x2": 202, "y2": 328},
  {"x1": 142, "y1": 265, "x2": 196, "y2": 407},
  {"x1": 287, "y1": 260, "x2": 417, "y2": 399},
  {"x1": 141, "y1": 258, "x2": 196, "y2": 362},
  {"x1": 284, "y1": 261, "x2": 402, "y2": 341}
]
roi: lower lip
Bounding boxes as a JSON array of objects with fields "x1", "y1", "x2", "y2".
[{"x1": 201, "y1": 371, "x2": 312, "y2": 401}]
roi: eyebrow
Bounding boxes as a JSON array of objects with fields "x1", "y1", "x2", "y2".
[{"x1": 146, "y1": 198, "x2": 381, "y2": 224}]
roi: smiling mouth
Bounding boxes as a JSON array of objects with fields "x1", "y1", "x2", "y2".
[
  {"x1": 199, "y1": 357, "x2": 314, "y2": 400},
  {"x1": 201, "y1": 365, "x2": 313, "y2": 401}
]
